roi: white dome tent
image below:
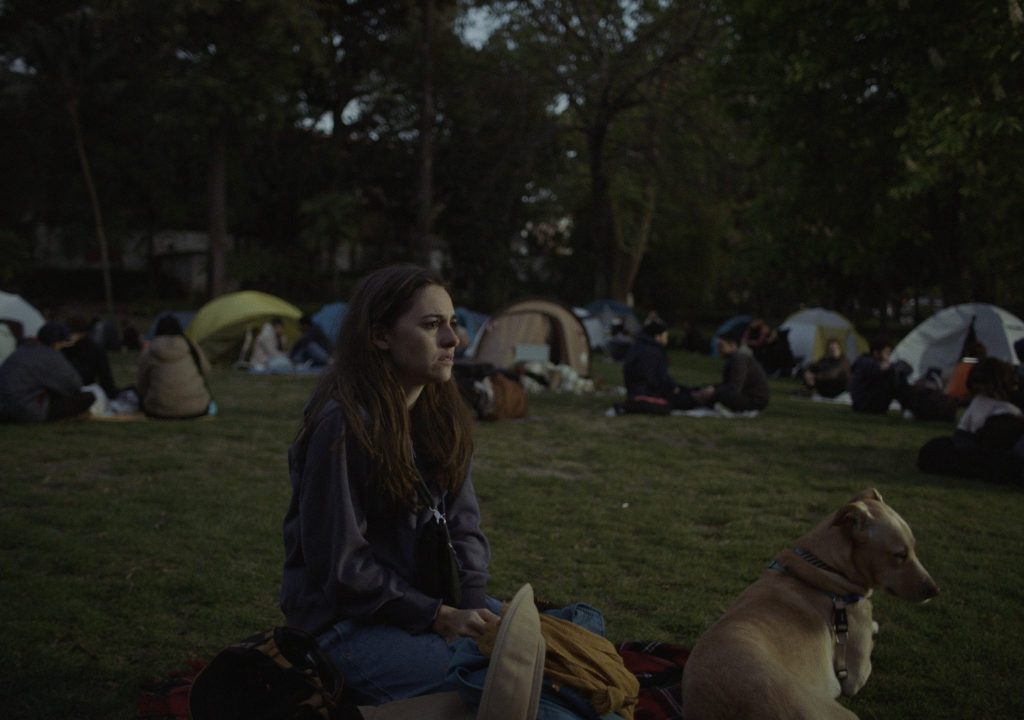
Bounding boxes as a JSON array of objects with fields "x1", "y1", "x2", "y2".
[
  {"x1": 779, "y1": 307, "x2": 867, "y2": 366},
  {"x1": 891, "y1": 303, "x2": 1024, "y2": 381},
  {"x1": 0, "y1": 290, "x2": 46, "y2": 338}
]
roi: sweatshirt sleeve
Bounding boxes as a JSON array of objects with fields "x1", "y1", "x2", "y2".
[
  {"x1": 42, "y1": 351, "x2": 84, "y2": 396},
  {"x1": 717, "y1": 354, "x2": 750, "y2": 395},
  {"x1": 289, "y1": 407, "x2": 441, "y2": 633}
]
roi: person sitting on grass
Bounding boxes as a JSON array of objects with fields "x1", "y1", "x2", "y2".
[
  {"x1": 849, "y1": 337, "x2": 910, "y2": 414},
  {"x1": 918, "y1": 357, "x2": 1024, "y2": 484},
  {"x1": 280, "y1": 264, "x2": 499, "y2": 706},
  {"x1": 954, "y1": 357, "x2": 1024, "y2": 454},
  {"x1": 621, "y1": 313, "x2": 696, "y2": 412},
  {"x1": 289, "y1": 314, "x2": 333, "y2": 368},
  {"x1": 0, "y1": 321, "x2": 95, "y2": 423},
  {"x1": 691, "y1": 327, "x2": 771, "y2": 412},
  {"x1": 801, "y1": 337, "x2": 851, "y2": 398},
  {"x1": 62, "y1": 314, "x2": 120, "y2": 399},
  {"x1": 249, "y1": 317, "x2": 291, "y2": 370},
  {"x1": 136, "y1": 316, "x2": 214, "y2": 419}
]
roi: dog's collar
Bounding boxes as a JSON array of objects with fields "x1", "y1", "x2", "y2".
[
  {"x1": 768, "y1": 551, "x2": 867, "y2": 682},
  {"x1": 774, "y1": 547, "x2": 870, "y2": 600}
]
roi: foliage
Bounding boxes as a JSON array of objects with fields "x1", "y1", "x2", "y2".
[{"x1": 0, "y1": 0, "x2": 1021, "y2": 317}]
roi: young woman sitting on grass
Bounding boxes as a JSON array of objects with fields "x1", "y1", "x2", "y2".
[{"x1": 280, "y1": 264, "x2": 499, "y2": 705}]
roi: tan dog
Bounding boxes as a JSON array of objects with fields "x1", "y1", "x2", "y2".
[{"x1": 681, "y1": 489, "x2": 939, "y2": 720}]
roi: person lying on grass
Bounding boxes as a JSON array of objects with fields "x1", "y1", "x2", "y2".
[{"x1": 280, "y1": 264, "x2": 499, "y2": 706}]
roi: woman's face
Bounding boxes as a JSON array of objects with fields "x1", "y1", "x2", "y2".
[
  {"x1": 827, "y1": 340, "x2": 842, "y2": 358},
  {"x1": 374, "y1": 284, "x2": 459, "y2": 402}
]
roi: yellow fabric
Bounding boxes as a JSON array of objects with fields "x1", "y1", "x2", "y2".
[{"x1": 479, "y1": 611, "x2": 638, "y2": 720}]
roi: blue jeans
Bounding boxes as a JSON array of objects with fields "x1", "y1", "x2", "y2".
[
  {"x1": 317, "y1": 596, "x2": 503, "y2": 706},
  {"x1": 293, "y1": 342, "x2": 330, "y2": 367}
]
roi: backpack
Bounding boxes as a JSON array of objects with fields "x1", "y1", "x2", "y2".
[
  {"x1": 479, "y1": 372, "x2": 528, "y2": 421},
  {"x1": 188, "y1": 626, "x2": 362, "y2": 720}
]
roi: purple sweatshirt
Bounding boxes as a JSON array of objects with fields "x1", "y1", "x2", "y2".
[{"x1": 280, "y1": 400, "x2": 490, "y2": 636}]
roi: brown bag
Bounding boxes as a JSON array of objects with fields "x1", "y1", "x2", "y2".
[{"x1": 482, "y1": 373, "x2": 528, "y2": 421}]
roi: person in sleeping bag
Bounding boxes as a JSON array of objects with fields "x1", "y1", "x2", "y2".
[{"x1": 280, "y1": 264, "x2": 499, "y2": 705}]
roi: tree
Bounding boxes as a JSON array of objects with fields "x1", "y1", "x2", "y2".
[
  {"x1": 2, "y1": 2, "x2": 121, "y2": 314},
  {"x1": 486, "y1": 0, "x2": 717, "y2": 301},
  {"x1": 156, "y1": 0, "x2": 325, "y2": 298},
  {"x1": 716, "y1": 0, "x2": 1024, "y2": 320}
]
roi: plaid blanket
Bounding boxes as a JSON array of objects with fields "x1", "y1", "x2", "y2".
[
  {"x1": 616, "y1": 641, "x2": 691, "y2": 720},
  {"x1": 141, "y1": 642, "x2": 691, "y2": 720}
]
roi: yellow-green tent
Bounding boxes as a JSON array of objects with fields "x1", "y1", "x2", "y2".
[
  {"x1": 186, "y1": 291, "x2": 302, "y2": 365},
  {"x1": 780, "y1": 307, "x2": 868, "y2": 366}
]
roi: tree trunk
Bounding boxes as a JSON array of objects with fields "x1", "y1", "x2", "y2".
[
  {"x1": 414, "y1": 0, "x2": 435, "y2": 267},
  {"x1": 587, "y1": 122, "x2": 617, "y2": 299},
  {"x1": 67, "y1": 97, "x2": 114, "y2": 316},
  {"x1": 609, "y1": 96, "x2": 662, "y2": 301},
  {"x1": 609, "y1": 182, "x2": 657, "y2": 301},
  {"x1": 207, "y1": 127, "x2": 229, "y2": 298}
]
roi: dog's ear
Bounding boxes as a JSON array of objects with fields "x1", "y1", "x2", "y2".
[
  {"x1": 834, "y1": 501, "x2": 874, "y2": 542},
  {"x1": 852, "y1": 487, "x2": 883, "y2": 504}
]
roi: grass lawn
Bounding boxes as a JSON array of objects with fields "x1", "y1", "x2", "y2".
[{"x1": 1, "y1": 350, "x2": 1022, "y2": 719}]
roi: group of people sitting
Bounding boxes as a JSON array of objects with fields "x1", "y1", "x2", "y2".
[
  {"x1": 617, "y1": 315, "x2": 771, "y2": 415},
  {"x1": 243, "y1": 315, "x2": 334, "y2": 372},
  {"x1": 0, "y1": 310, "x2": 344, "y2": 424},
  {"x1": 614, "y1": 309, "x2": 1024, "y2": 482},
  {"x1": 0, "y1": 314, "x2": 216, "y2": 422}
]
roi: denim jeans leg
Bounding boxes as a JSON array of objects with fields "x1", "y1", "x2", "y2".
[
  {"x1": 317, "y1": 596, "x2": 505, "y2": 706},
  {"x1": 318, "y1": 620, "x2": 454, "y2": 705}
]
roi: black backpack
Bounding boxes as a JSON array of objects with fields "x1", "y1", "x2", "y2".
[{"x1": 188, "y1": 626, "x2": 362, "y2": 720}]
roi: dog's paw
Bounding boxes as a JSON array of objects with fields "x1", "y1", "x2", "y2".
[{"x1": 872, "y1": 621, "x2": 880, "y2": 635}]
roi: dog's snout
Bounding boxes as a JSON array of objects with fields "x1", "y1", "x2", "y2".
[{"x1": 923, "y1": 578, "x2": 940, "y2": 598}]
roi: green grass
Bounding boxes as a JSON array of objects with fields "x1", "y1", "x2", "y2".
[{"x1": 2, "y1": 351, "x2": 1022, "y2": 719}]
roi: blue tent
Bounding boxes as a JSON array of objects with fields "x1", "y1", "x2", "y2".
[
  {"x1": 585, "y1": 299, "x2": 641, "y2": 336},
  {"x1": 312, "y1": 302, "x2": 348, "y2": 341},
  {"x1": 144, "y1": 310, "x2": 196, "y2": 340},
  {"x1": 455, "y1": 306, "x2": 489, "y2": 343},
  {"x1": 710, "y1": 314, "x2": 751, "y2": 356}
]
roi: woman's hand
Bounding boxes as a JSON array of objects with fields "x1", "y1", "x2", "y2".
[{"x1": 432, "y1": 604, "x2": 500, "y2": 642}]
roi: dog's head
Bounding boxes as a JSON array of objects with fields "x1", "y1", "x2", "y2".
[{"x1": 833, "y1": 488, "x2": 940, "y2": 602}]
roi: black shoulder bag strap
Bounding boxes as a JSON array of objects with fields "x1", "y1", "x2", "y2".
[{"x1": 413, "y1": 470, "x2": 463, "y2": 607}]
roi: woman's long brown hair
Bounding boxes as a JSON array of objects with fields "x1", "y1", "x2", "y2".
[{"x1": 297, "y1": 265, "x2": 474, "y2": 509}]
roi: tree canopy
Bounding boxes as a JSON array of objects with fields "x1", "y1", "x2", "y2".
[{"x1": 1, "y1": 0, "x2": 1021, "y2": 324}]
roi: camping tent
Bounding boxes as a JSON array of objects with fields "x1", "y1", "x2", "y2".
[
  {"x1": 780, "y1": 308, "x2": 868, "y2": 366},
  {"x1": 455, "y1": 307, "x2": 489, "y2": 344},
  {"x1": 312, "y1": 301, "x2": 348, "y2": 342},
  {"x1": 585, "y1": 299, "x2": 642, "y2": 338},
  {"x1": 144, "y1": 311, "x2": 196, "y2": 341},
  {"x1": 186, "y1": 291, "x2": 303, "y2": 365},
  {"x1": 468, "y1": 297, "x2": 592, "y2": 377},
  {"x1": 572, "y1": 307, "x2": 607, "y2": 352},
  {"x1": 710, "y1": 314, "x2": 751, "y2": 356},
  {"x1": 0, "y1": 290, "x2": 45, "y2": 339},
  {"x1": 892, "y1": 303, "x2": 1024, "y2": 381}
]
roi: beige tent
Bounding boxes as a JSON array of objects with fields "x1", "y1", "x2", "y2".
[{"x1": 468, "y1": 297, "x2": 592, "y2": 377}]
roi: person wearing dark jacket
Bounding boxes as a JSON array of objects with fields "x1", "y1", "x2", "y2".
[
  {"x1": 280, "y1": 265, "x2": 496, "y2": 706},
  {"x1": 289, "y1": 315, "x2": 334, "y2": 367},
  {"x1": 849, "y1": 338, "x2": 909, "y2": 414},
  {"x1": 693, "y1": 327, "x2": 770, "y2": 412},
  {"x1": 802, "y1": 338, "x2": 851, "y2": 398},
  {"x1": 622, "y1": 315, "x2": 699, "y2": 410},
  {"x1": 62, "y1": 315, "x2": 119, "y2": 398},
  {"x1": 0, "y1": 322, "x2": 95, "y2": 422}
]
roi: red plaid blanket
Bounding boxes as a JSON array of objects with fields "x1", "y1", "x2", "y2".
[{"x1": 617, "y1": 641, "x2": 691, "y2": 720}]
